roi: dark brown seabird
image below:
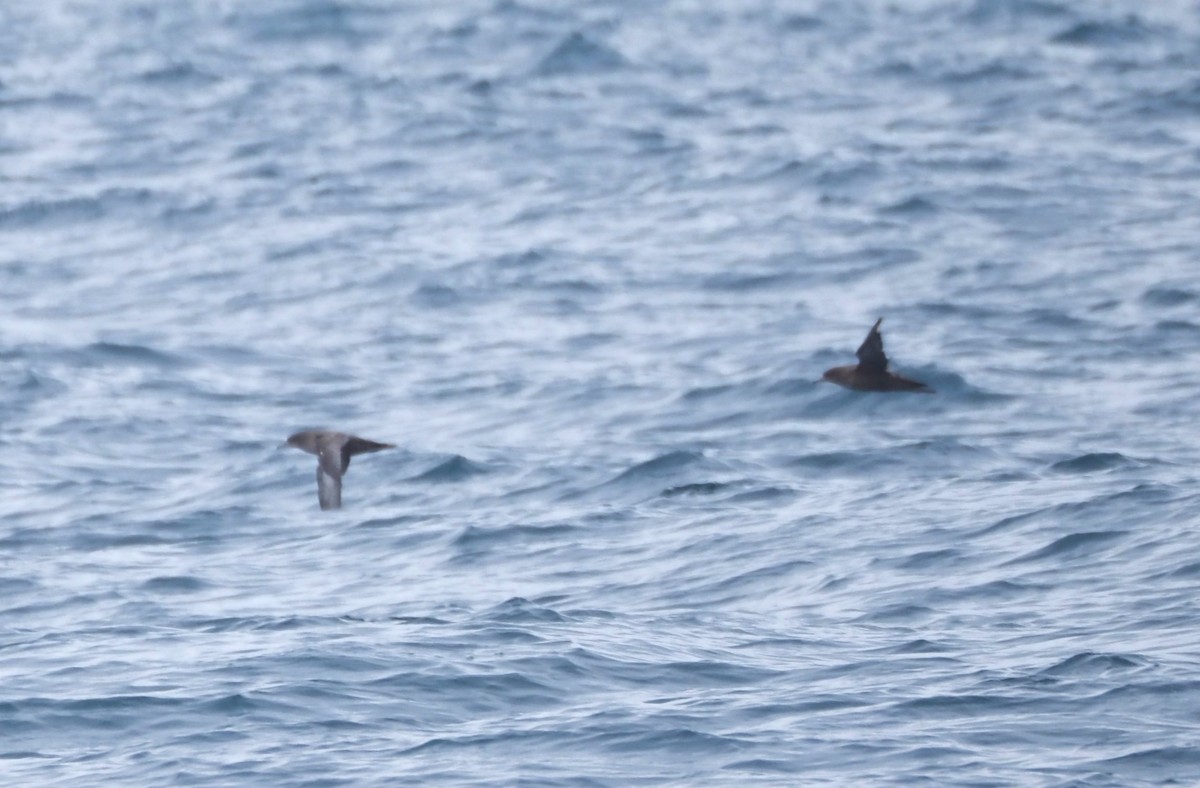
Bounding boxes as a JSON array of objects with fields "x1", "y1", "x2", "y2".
[
  {"x1": 821, "y1": 318, "x2": 933, "y2": 393},
  {"x1": 286, "y1": 430, "x2": 395, "y2": 510}
]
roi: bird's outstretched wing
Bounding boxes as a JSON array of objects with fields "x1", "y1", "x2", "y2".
[
  {"x1": 316, "y1": 464, "x2": 342, "y2": 510},
  {"x1": 341, "y1": 437, "x2": 395, "y2": 474},
  {"x1": 855, "y1": 318, "x2": 888, "y2": 373}
]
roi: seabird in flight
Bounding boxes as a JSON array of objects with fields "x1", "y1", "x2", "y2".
[
  {"x1": 821, "y1": 318, "x2": 933, "y2": 393},
  {"x1": 286, "y1": 430, "x2": 394, "y2": 510}
]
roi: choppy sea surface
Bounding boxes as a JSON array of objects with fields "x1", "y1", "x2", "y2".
[{"x1": 3, "y1": 1, "x2": 1200, "y2": 785}]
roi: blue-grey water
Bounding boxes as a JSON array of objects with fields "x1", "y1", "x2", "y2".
[{"x1": 2, "y1": 1, "x2": 1200, "y2": 785}]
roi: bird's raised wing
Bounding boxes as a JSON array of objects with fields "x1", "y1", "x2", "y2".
[{"x1": 855, "y1": 318, "x2": 888, "y2": 373}]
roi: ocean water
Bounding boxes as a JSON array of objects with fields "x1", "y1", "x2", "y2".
[{"x1": 2, "y1": 0, "x2": 1200, "y2": 784}]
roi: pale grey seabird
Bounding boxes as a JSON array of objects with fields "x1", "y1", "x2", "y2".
[{"x1": 286, "y1": 430, "x2": 394, "y2": 510}]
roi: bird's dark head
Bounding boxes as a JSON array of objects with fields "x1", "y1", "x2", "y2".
[
  {"x1": 820, "y1": 366, "x2": 853, "y2": 386},
  {"x1": 285, "y1": 431, "x2": 323, "y2": 452}
]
